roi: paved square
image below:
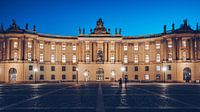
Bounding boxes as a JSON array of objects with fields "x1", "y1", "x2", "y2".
[{"x1": 0, "y1": 82, "x2": 200, "y2": 112}]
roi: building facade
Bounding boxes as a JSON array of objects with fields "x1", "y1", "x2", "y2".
[{"x1": 0, "y1": 19, "x2": 200, "y2": 83}]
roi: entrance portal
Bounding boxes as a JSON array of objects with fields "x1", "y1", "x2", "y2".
[
  {"x1": 96, "y1": 68, "x2": 104, "y2": 81},
  {"x1": 183, "y1": 67, "x2": 191, "y2": 83},
  {"x1": 9, "y1": 68, "x2": 17, "y2": 82}
]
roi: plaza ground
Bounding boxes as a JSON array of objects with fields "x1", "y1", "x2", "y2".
[{"x1": 0, "y1": 82, "x2": 200, "y2": 112}]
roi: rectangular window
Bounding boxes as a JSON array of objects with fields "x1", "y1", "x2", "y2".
[
  {"x1": 168, "y1": 52, "x2": 172, "y2": 61},
  {"x1": 124, "y1": 45, "x2": 128, "y2": 51},
  {"x1": 124, "y1": 55, "x2": 128, "y2": 63},
  {"x1": 62, "y1": 74, "x2": 66, "y2": 80},
  {"x1": 51, "y1": 66, "x2": 55, "y2": 71},
  {"x1": 72, "y1": 55, "x2": 76, "y2": 63},
  {"x1": 29, "y1": 65, "x2": 33, "y2": 71},
  {"x1": 111, "y1": 54, "x2": 115, "y2": 63},
  {"x1": 40, "y1": 75, "x2": 44, "y2": 80},
  {"x1": 14, "y1": 41, "x2": 18, "y2": 48},
  {"x1": 156, "y1": 43, "x2": 160, "y2": 49},
  {"x1": 62, "y1": 44, "x2": 66, "y2": 51},
  {"x1": 168, "y1": 65, "x2": 171, "y2": 71},
  {"x1": 167, "y1": 74, "x2": 172, "y2": 80},
  {"x1": 168, "y1": 41, "x2": 172, "y2": 48},
  {"x1": 85, "y1": 43, "x2": 89, "y2": 51},
  {"x1": 72, "y1": 74, "x2": 76, "y2": 80},
  {"x1": 62, "y1": 55, "x2": 66, "y2": 63},
  {"x1": 134, "y1": 44, "x2": 138, "y2": 51},
  {"x1": 62, "y1": 66, "x2": 66, "y2": 71},
  {"x1": 86, "y1": 54, "x2": 90, "y2": 63},
  {"x1": 134, "y1": 75, "x2": 138, "y2": 80},
  {"x1": 182, "y1": 40, "x2": 186, "y2": 47},
  {"x1": 40, "y1": 54, "x2": 44, "y2": 62},
  {"x1": 51, "y1": 44, "x2": 55, "y2": 50},
  {"x1": 51, "y1": 54, "x2": 55, "y2": 63},
  {"x1": 134, "y1": 66, "x2": 138, "y2": 71},
  {"x1": 145, "y1": 43, "x2": 149, "y2": 50},
  {"x1": 125, "y1": 66, "x2": 128, "y2": 72},
  {"x1": 156, "y1": 65, "x2": 160, "y2": 71},
  {"x1": 156, "y1": 54, "x2": 160, "y2": 62},
  {"x1": 28, "y1": 53, "x2": 32, "y2": 61},
  {"x1": 14, "y1": 52, "x2": 18, "y2": 61},
  {"x1": 145, "y1": 66, "x2": 149, "y2": 71},
  {"x1": 156, "y1": 74, "x2": 160, "y2": 80},
  {"x1": 72, "y1": 45, "x2": 76, "y2": 51},
  {"x1": 145, "y1": 55, "x2": 149, "y2": 63},
  {"x1": 28, "y1": 42, "x2": 32, "y2": 48},
  {"x1": 40, "y1": 43, "x2": 44, "y2": 49},
  {"x1": 51, "y1": 75, "x2": 55, "y2": 80},
  {"x1": 40, "y1": 66, "x2": 44, "y2": 71},
  {"x1": 111, "y1": 44, "x2": 115, "y2": 51},
  {"x1": 134, "y1": 55, "x2": 138, "y2": 63},
  {"x1": 144, "y1": 74, "x2": 149, "y2": 80},
  {"x1": 72, "y1": 66, "x2": 76, "y2": 71},
  {"x1": 182, "y1": 51, "x2": 186, "y2": 61}
]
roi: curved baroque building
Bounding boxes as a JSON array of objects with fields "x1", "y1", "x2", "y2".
[{"x1": 0, "y1": 19, "x2": 200, "y2": 83}]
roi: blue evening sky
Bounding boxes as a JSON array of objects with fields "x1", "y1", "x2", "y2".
[{"x1": 0, "y1": 0, "x2": 200, "y2": 36}]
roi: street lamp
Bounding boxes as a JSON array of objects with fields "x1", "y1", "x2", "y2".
[
  {"x1": 162, "y1": 66, "x2": 167, "y2": 83},
  {"x1": 111, "y1": 71, "x2": 116, "y2": 81},
  {"x1": 76, "y1": 68, "x2": 78, "y2": 84},
  {"x1": 33, "y1": 68, "x2": 38, "y2": 83},
  {"x1": 121, "y1": 66, "x2": 125, "y2": 82}
]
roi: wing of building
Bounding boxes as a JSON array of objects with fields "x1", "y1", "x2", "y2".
[{"x1": 0, "y1": 19, "x2": 200, "y2": 83}]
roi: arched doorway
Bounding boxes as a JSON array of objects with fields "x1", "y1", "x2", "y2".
[
  {"x1": 96, "y1": 68, "x2": 104, "y2": 81},
  {"x1": 183, "y1": 67, "x2": 191, "y2": 83},
  {"x1": 9, "y1": 68, "x2": 17, "y2": 82}
]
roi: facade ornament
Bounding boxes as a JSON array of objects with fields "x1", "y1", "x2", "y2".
[
  {"x1": 25, "y1": 23, "x2": 28, "y2": 30},
  {"x1": 172, "y1": 23, "x2": 175, "y2": 32},
  {"x1": 90, "y1": 28, "x2": 92, "y2": 33},
  {"x1": 115, "y1": 28, "x2": 118, "y2": 34},
  {"x1": 164, "y1": 25, "x2": 166, "y2": 34},
  {"x1": 108, "y1": 28, "x2": 110, "y2": 33},
  {"x1": 12, "y1": 19, "x2": 17, "y2": 28},
  {"x1": 33, "y1": 25, "x2": 36, "y2": 32},
  {"x1": 184, "y1": 19, "x2": 188, "y2": 26},
  {"x1": 79, "y1": 27, "x2": 81, "y2": 34},
  {"x1": 0, "y1": 24, "x2": 3, "y2": 32},
  {"x1": 94, "y1": 18, "x2": 107, "y2": 34},
  {"x1": 119, "y1": 28, "x2": 122, "y2": 34},
  {"x1": 83, "y1": 28, "x2": 85, "y2": 34},
  {"x1": 196, "y1": 22, "x2": 198, "y2": 31}
]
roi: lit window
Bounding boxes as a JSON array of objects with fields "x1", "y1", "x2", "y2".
[
  {"x1": 28, "y1": 42, "x2": 32, "y2": 48},
  {"x1": 134, "y1": 55, "x2": 138, "y2": 63},
  {"x1": 14, "y1": 42, "x2": 18, "y2": 48},
  {"x1": 51, "y1": 44, "x2": 55, "y2": 50},
  {"x1": 124, "y1": 55, "x2": 128, "y2": 63},
  {"x1": 145, "y1": 43, "x2": 149, "y2": 50},
  {"x1": 111, "y1": 44, "x2": 115, "y2": 51},
  {"x1": 144, "y1": 74, "x2": 149, "y2": 80},
  {"x1": 62, "y1": 44, "x2": 66, "y2": 51},
  {"x1": 85, "y1": 44, "x2": 89, "y2": 51},
  {"x1": 145, "y1": 55, "x2": 149, "y2": 63},
  {"x1": 124, "y1": 45, "x2": 128, "y2": 51},
  {"x1": 156, "y1": 54, "x2": 160, "y2": 62},
  {"x1": 182, "y1": 51, "x2": 186, "y2": 61},
  {"x1": 51, "y1": 54, "x2": 55, "y2": 63},
  {"x1": 168, "y1": 41, "x2": 172, "y2": 48},
  {"x1": 156, "y1": 66, "x2": 160, "y2": 71},
  {"x1": 72, "y1": 45, "x2": 76, "y2": 51},
  {"x1": 62, "y1": 55, "x2": 66, "y2": 63},
  {"x1": 14, "y1": 52, "x2": 17, "y2": 61},
  {"x1": 111, "y1": 54, "x2": 115, "y2": 63},
  {"x1": 156, "y1": 43, "x2": 160, "y2": 49},
  {"x1": 72, "y1": 55, "x2": 76, "y2": 63},
  {"x1": 28, "y1": 53, "x2": 31, "y2": 61},
  {"x1": 134, "y1": 44, "x2": 138, "y2": 51},
  {"x1": 40, "y1": 54, "x2": 44, "y2": 62},
  {"x1": 168, "y1": 53, "x2": 172, "y2": 61},
  {"x1": 182, "y1": 40, "x2": 186, "y2": 47},
  {"x1": 86, "y1": 54, "x2": 89, "y2": 63},
  {"x1": 40, "y1": 43, "x2": 44, "y2": 49}
]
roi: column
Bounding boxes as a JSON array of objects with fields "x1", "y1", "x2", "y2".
[
  {"x1": 93, "y1": 42, "x2": 97, "y2": 62},
  {"x1": 104, "y1": 42, "x2": 107, "y2": 62},
  {"x1": 115, "y1": 42, "x2": 118, "y2": 62},
  {"x1": 162, "y1": 39, "x2": 167, "y2": 61},
  {"x1": 189, "y1": 38, "x2": 194, "y2": 60},
  {"x1": 172, "y1": 38, "x2": 177, "y2": 60},
  {"x1": 178, "y1": 38, "x2": 182, "y2": 60}
]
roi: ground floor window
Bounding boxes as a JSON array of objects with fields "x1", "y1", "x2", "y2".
[
  {"x1": 167, "y1": 74, "x2": 172, "y2": 80},
  {"x1": 156, "y1": 74, "x2": 160, "y2": 80},
  {"x1": 144, "y1": 74, "x2": 149, "y2": 80},
  {"x1": 72, "y1": 74, "x2": 76, "y2": 80},
  {"x1": 29, "y1": 74, "x2": 33, "y2": 80},
  {"x1": 134, "y1": 75, "x2": 138, "y2": 80},
  {"x1": 62, "y1": 74, "x2": 66, "y2": 80},
  {"x1": 51, "y1": 74, "x2": 55, "y2": 80},
  {"x1": 40, "y1": 75, "x2": 44, "y2": 80}
]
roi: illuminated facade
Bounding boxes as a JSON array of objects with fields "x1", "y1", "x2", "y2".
[{"x1": 0, "y1": 19, "x2": 200, "y2": 83}]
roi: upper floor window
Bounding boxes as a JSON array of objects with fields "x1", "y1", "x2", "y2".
[
  {"x1": 144, "y1": 74, "x2": 149, "y2": 80},
  {"x1": 168, "y1": 53, "x2": 172, "y2": 61},
  {"x1": 28, "y1": 42, "x2": 32, "y2": 48},
  {"x1": 156, "y1": 65, "x2": 161, "y2": 71},
  {"x1": 40, "y1": 43, "x2": 44, "y2": 49},
  {"x1": 85, "y1": 43, "x2": 89, "y2": 51},
  {"x1": 72, "y1": 55, "x2": 76, "y2": 63},
  {"x1": 124, "y1": 55, "x2": 128, "y2": 63},
  {"x1": 156, "y1": 43, "x2": 160, "y2": 49},
  {"x1": 134, "y1": 55, "x2": 138, "y2": 63},
  {"x1": 156, "y1": 54, "x2": 160, "y2": 62},
  {"x1": 62, "y1": 55, "x2": 66, "y2": 63},
  {"x1": 86, "y1": 54, "x2": 89, "y2": 63},
  {"x1": 40, "y1": 54, "x2": 44, "y2": 62},
  {"x1": 134, "y1": 44, "x2": 138, "y2": 51},
  {"x1": 145, "y1": 55, "x2": 149, "y2": 63},
  {"x1": 14, "y1": 52, "x2": 17, "y2": 61},
  {"x1": 182, "y1": 40, "x2": 186, "y2": 47},
  {"x1": 111, "y1": 44, "x2": 115, "y2": 51},
  {"x1": 51, "y1": 44, "x2": 55, "y2": 50},
  {"x1": 14, "y1": 42, "x2": 18, "y2": 48},
  {"x1": 72, "y1": 45, "x2": 76, "y2": 51},
  {"x1": 168, "y1": 41, "x2": 172, "y2": 48},
  {"x1": 182, "y1": 51, "x2": 186, "y2": 61},
  {"x1": 124, "y1": 45, "x2": 128, "y2": 51},
  {"x1": 28, "y1": 53, "x2": 31, "y2": 61},
  {"x1": 145, "y1": 43, "x2": 149, "y2": 50},
  {"x1": 111, "y1": 54, "x2": 115, "y2": 63},
  {"x1": 51, "y1": 54, "x2": 55, "y2": 63},
  {"x1": 62, "y1": 44, "x2": 66, "y2": 51}
]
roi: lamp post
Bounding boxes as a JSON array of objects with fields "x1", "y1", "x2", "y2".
[
  {"x1": 162, "y1": 66, "x2": 167, "y2": 83},
  {"x1": 33, "y1": 68, "x2": 38, "y2": 83},
  {"x1": 121, "y1": 66, "x2": 125, "y2": 82},
  {"x1": 76, "y1": 68, "x2": 78, "y2": 84},
  {"x1": 111, "y1": 71, "x2": 116, "y2": 82}
]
